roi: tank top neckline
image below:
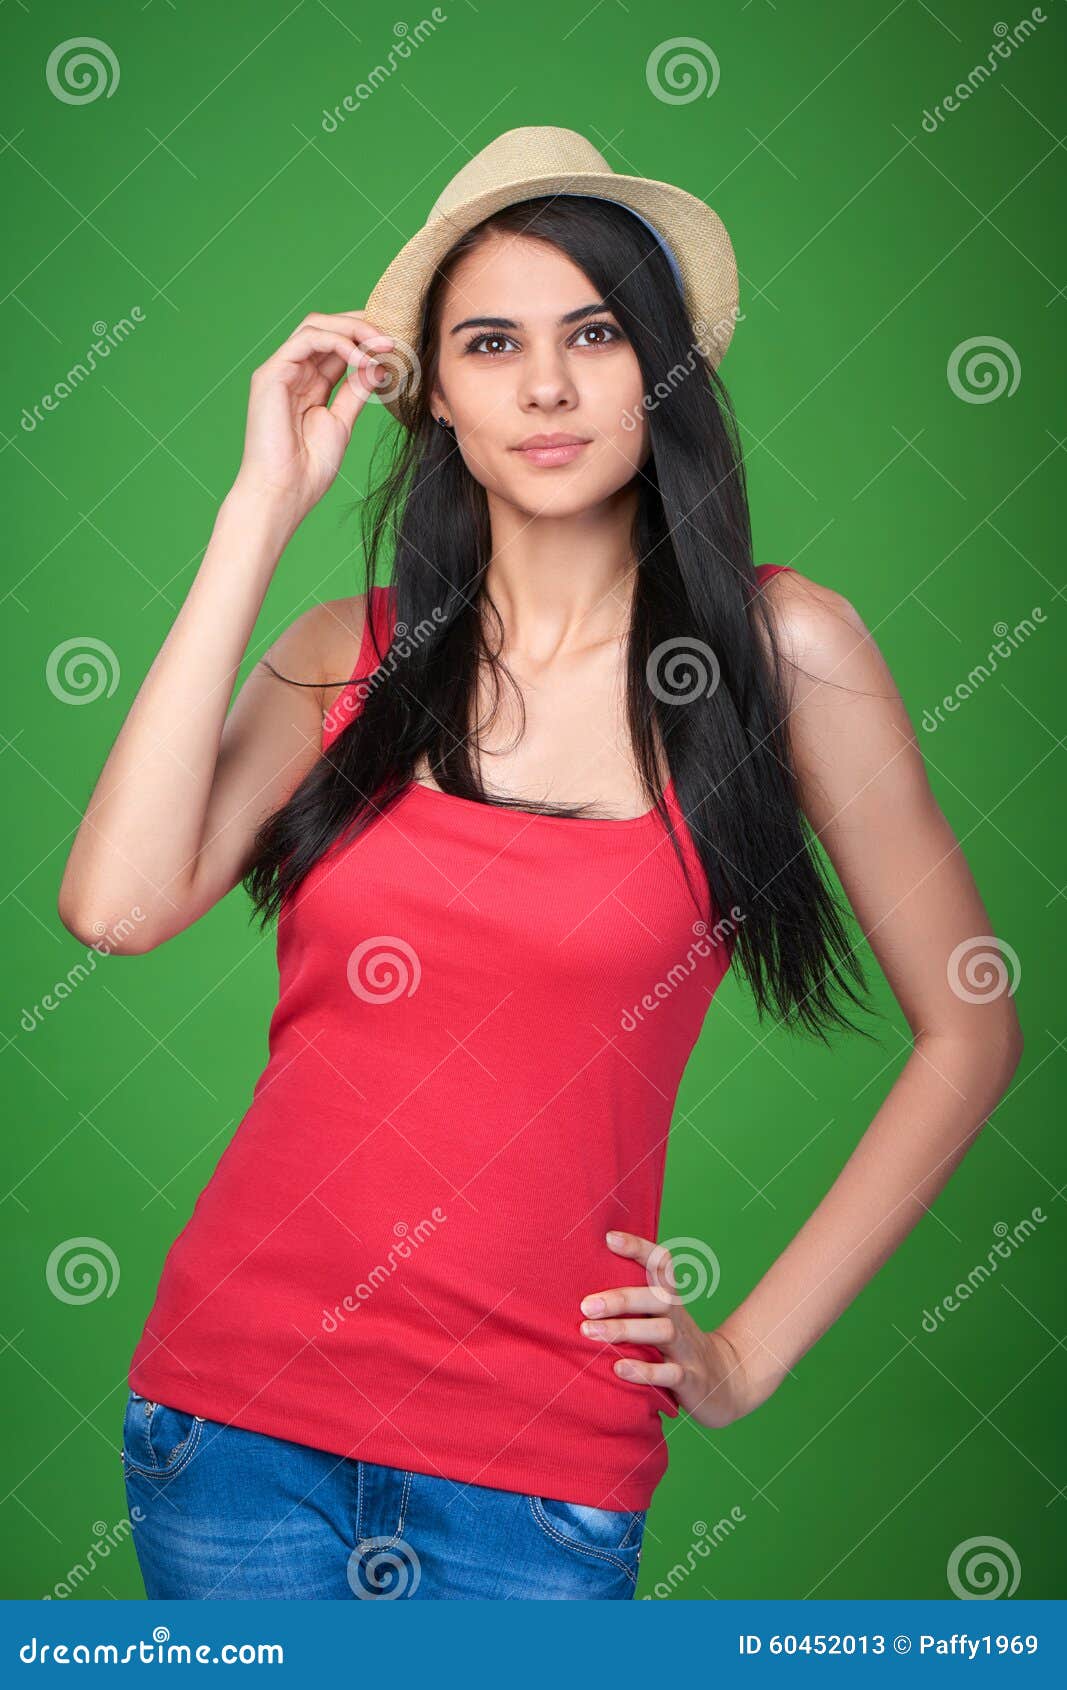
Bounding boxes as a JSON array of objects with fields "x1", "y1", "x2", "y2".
[
  {"x1": 403, "y1": 771, "x2": 679, "y2": 831},
  {"x1": 348, "y1": 564, "x2": 794, "y2": 830}
]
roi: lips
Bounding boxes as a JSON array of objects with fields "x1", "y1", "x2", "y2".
[
  {"x1": 513, "y1": 434, "x2": 591, "y2": 467},
  {"x1": 514, "y1": 433, "x2": 589, "y2": 449}
]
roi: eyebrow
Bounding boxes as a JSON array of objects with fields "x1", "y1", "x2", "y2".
[{"x1": 448, "y1": 302, "x2": 615, "y2": 335}]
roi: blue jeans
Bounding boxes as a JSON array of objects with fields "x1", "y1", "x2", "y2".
[{"x1": 120, "y1": 1390, "x2": 647, "y2": 1599}]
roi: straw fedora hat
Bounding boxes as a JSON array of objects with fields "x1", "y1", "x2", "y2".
[{"x1": 363, "y1": 125, "x2": 740, "y2": 427}]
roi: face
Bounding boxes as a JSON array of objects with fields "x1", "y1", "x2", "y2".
[{"x1": 428, "y1": 232, "x2": 652, "y2": 517}]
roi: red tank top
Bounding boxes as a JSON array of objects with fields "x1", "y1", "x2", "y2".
[{"x1": 129, "y1": 564, "x2": 793, "y2": 1510}]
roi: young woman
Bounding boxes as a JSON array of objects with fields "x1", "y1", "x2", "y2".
[{"x1": 59, "y1": 130, "x2": 1022, "y2": 1601}]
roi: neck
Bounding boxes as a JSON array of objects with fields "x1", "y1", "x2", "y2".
[{"x1": 482, "y1": 486, "x2": 639, "y2": 660}]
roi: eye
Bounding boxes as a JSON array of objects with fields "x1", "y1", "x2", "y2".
[
  {"x1": 572, "y1": 320, "x2": 624, "y2": 348},
  {"x1": 462, "y1": 331, "x2": 519, "y2": 357},
  {"x1": 461, "y1": 320, "x2": 625, "y2": 357}
]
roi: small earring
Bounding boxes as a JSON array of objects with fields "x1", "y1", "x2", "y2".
[{"x1": 437, "y1": 414, "x2": 453, "y2": 430}]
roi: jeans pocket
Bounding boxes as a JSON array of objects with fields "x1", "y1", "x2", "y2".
[
  {"x1": 527, "y1": 1494, "x2": 646, "y2": 1575},
  {"x1": 121, "y1": 1388, "x2": 205, "y2": 1479}
]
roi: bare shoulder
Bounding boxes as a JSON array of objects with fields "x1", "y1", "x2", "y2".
[
  {"x1": 756, "y1": 566, "x2": 926, "y2": 821},
  {"x1": 757, "y1": 566, "x2": 888, "y2": 697},
  {"x1": 313, "y1": 594, "x2": 370, "y2": 689},
  {"x1": 255, "y1": 594, "x2": 369, "y2": 701}
]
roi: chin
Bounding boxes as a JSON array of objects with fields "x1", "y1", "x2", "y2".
[
  {"x1": 505, "y1": 480, "x2": 619, "y2": 520},
  {"x1": 502, "y1": 455, "x2": 639, "y2": 513}
]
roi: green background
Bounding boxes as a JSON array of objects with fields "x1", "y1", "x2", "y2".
[{"x1": 2, "y1": 0, "x2": 1062, "y2": 1601}]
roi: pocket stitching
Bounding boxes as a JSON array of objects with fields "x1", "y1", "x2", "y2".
[
  {"x1": 121, "y1": 1399, "x2": 206, "y2": 1480},
  {"x1": 354, "y1": 1467, "x2": 415, "y2": 1553},
  {"x1": 526, "y1": 1496, "x2": 639, "y2": 1583}
]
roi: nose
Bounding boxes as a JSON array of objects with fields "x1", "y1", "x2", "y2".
[{"x1": 517, "y1": 340, "x2": 579, "y2": 414}]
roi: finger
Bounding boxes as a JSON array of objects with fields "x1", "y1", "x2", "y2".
[
  {"x1": 606, "y1": 1231, "x2": 687, "y2": 1305},
  {"x1": 264, "y1": 327, "x2": 373, "y2": 375},
  {"x1": 580, "y1": 1315, "x2": 676, "y2": 1346},
  {"x1": 327, "y1": 357, "x2": 387, "y2": 432},
  {"x1": 613, "y1": 1357, "x2": 685, "y2": 1388},
  {"x1": 579, "y1": 1284, "x2": 673, "y2": 1319},
  {"x1": 287, "y1": 311, "x2": 395, "y2": 350},
  {"x1": 315, "y1": 351, "x2": 357, "y2": 391},
  {"x1": 261, "y1": 330, "x2": 389, "y2": 407},
  {"x1": 604, "y1": 1229, "x2": 658, "y2": 1267}
]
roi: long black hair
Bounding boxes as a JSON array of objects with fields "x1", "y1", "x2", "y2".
[{"x1": 244, "y1": 194, "x2": 878, "y2": 1044}]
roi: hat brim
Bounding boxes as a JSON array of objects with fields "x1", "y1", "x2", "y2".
[{"x1": 360, "y1": 170, "x2": 740, "y2": 426}]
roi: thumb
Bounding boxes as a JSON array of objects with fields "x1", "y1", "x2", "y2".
[{"x1": 327, "y1": 358, "x2": 385, "y2": 435}]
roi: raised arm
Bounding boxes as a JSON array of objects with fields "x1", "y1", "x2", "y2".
[{"x1": 57, "y1": 309, "x2": 395, "y2": 953}]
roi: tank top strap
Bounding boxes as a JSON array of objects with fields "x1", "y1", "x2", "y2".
[{"x1": 374, "y1": 582, "x2": 398, "y2": 648}]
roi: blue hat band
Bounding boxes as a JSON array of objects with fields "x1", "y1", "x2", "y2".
[{"x1": 574, "y1": 195, "x2": 685, "y2": 293}]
